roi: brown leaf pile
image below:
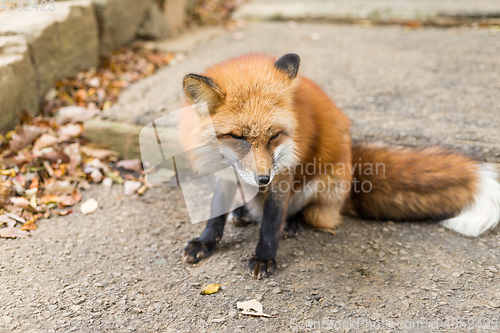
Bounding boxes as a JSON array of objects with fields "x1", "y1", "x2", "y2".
[
  {"x1": 42, "y1": 47, "x2": 174, "y2": 116},
  {"x1": 1, "y1": 46, "x2": 172, "y2": 238},
  {"x1": 187, "y1": 0, "x2": 247, "y2": 26},
  {"x1": 0, "y1": 114, "x2": 151, "y2": 238}
]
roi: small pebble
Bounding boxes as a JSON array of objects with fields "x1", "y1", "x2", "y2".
[
  {"x1": 102, "y1": 178, "x2": 113, "y2": 188},
  {"x1": 70, "y1": 305, "x2": 81, "y2": 312},
  {"x1": 488, "y1": 301, "x2": 500, "y2": 308},
  {"x1": 211, "y1": 318, "x2": 226, "y2": 323},
  {"x1": 487, "y1": 266, "x2": 498, "y2": 273}
]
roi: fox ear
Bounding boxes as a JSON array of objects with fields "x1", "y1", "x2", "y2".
[
  {"x1": 183, "y1": 74, "x2": 225, "y2": 115},
  {"x1": 274, "y1": 53, "x2": 300, "y2": 80}
]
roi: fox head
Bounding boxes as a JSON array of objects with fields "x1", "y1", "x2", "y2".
[{"x1": 181, "y1": 54, "x2": 301, "y2": 186}]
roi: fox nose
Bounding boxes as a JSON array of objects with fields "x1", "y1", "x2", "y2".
[{"x1": 257, "y1": 175, "x2": 270, "y2": 186}]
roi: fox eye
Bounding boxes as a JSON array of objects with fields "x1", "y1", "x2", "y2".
[
  {"x1": 269, "y1": 132, "x2": 281, "y2": 142},
  {"x1": 229, "y1": 133, "x2": 244, "y2": 140}
]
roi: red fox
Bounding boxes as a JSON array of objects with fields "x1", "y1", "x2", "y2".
[{"x1": 180, "y1": 53, "x2": 500, "y2": 278}]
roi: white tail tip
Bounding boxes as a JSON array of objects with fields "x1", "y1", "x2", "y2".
[{"x1": 440, "y1": 164, "x2": 500, "y2": 237}]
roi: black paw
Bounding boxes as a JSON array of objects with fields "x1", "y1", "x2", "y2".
[
  {"x1": 248, "y1": 256, "x2": 277, "y2": 279},
  {"x1": 228, "y1": 206, "x2": 253, "y2": 227},
  {"x1": 183, "y1": 239, "x2": 216, "y2": 263},
  {"x1": 283, "y1": 216, "x2": 303, "y2": 238}
]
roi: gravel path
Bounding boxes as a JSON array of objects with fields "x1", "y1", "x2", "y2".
[
  {"x1": 1, "y1": 185, "x2": 499, "y2": 332},
  {"x1": 2, "y1": 15, "x2": 500, "y2": 333}
]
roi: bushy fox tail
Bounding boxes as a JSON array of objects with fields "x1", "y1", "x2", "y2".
[{"x1": 349, "y1": 142, "x2": 500, "y2": 237}]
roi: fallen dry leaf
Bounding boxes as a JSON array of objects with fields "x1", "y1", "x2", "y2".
[
  {"x1": 29, "y1": 195, "x2": 37, "y2": 208},
  {"x1": 9, "y1": 197, "x2": 30, "y2": 209},
  {"x1": 116, "y1": 159, "x2": 143, "y2": 172},
  {"x1": 4, "y1": 212, "x2": 25, "y2": 223},
  {"x1": 53, "y1": 209, "x2": 73, "y2": 216},
  {"x1": 32, "y1": 133, "x2": 59, "y2": 153},
  {"x1": 80, "y1": 198, "x2": 98, "y2": 215},
  {"x1": 236, "y1": 299, "x2": 271, "y2": 317},
  {"x1": 137, "y1": 184, "x2": 148, "y2": 195},
  {"x1": 45, "y1": 180, "x2": 74, "y2": 195},
  {"x1": 40, "y1": 150, "x2": 70, "y2": 163},
  {"x1": 58, "y1": 124, "x2": 83, "y2": 141},
  {"x1": 90, "y1": 169, "x2": 103, "y2": 183},
  {"x1": 43, "y1": 160, "x2": 55, "y2": 176},
  {"x1": 80, "y1": 146, "x2": 119, "y2": 160},
  {"x1": 8, "y1": 151, "x2": 33, "y2": 166},
  {"x1": 187, "y1": 0, "x2": 243, "y2": 26},
  {"x1": 86, "y1": 158, "x2": 110, "y2": 172},
  {"x1": 72, "y1": 189, "x2": 82, "y2": 203},
  {"x1": 29, "y1": 177, "x2": 39, "y2": 189},
  {"x1": 41, "y1": 194, "x2": 63, "y2": 204},
  {"x1": 124, "y1": 180, "x2": 142, "y2": 195},
  {"x1": 8, "y1": 125, "x2": 42, "y2": 152},
  {"x1": 0, "y1": 215, "x2": 14, "y2": 226},
  {"x1": 0, "y1": 169, "x2": 16, "y2": 177},
  {"x1": 57, "y1": 106, "x2": 99, "y2": 123},
  {"x1": 0, "y1": 227, "x2": 30, "y2": 238},
  {"x1": 315, "y1": 228, "x2": 337, "y2": 235},
  {"x1": 77, "y1": 179, "x2": 91, "y2": 190},
  {"x1": 25, "y1": 187, "x2": 38, "y2": 199},
  {"x1": 60, "y1": 194, "x2": 78, "y2": 207},
  {"x1": 201, "y1": 284, "x2": 221, "y2": 295},
  {"x1": 21, "y1": 219, "x2": 38, "y2": 231}
]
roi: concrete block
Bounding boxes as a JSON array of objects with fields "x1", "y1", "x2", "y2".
[
  {"x1": 233, "y1": 0, "x2": 500, "y2": 22},
  {"x1": 93, "y1": 0, "x2": 155, "y2": 54},
  {"x1": 0, "y1": 0, "x2": 99, "y2": 99},
  {"x1": 164, "y1": 0, "x2": 187, "y2": 35},
  {"x1": 0, "y1": 36, "x2": 38, "y2": 133},
  {"x1": 138, "y1": 3, "x2": 170, "y2": 40}
]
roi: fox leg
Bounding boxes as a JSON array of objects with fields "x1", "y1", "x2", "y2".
[
  {"x1": 301, "y1": 175, "x2": 350, "y2": 229},
  {"x1": 227, "y1": 194, "x2": 264, "y2": 226},
  {"x1": 249, "y1": 174, "x2": 292, "y2": 278},
  {"x1": 283, "y1": 211, "x2": 304, "y2": 238},
  {"x1": 183, "y1": 178, "x2": 237, "y2": 263},
  {"x1": 302, "y1": 203, "x2": 343, "y2": 229},
  {"x1": 227, "y1": 205, "x2": 253, "y2": 226}
]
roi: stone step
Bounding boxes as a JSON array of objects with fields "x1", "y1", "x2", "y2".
[
  {"x1": 0, "y1": 35, "x2": 38, "y2": 132},
  {"x1": 101, "y1": 21, "x2": 500, "y2": 162},
  {"x1": 0, "y1": 0, "x2": 99, "y2": 102},
  {"x1": 0, "y1": 0, "x2": 185, "y2": 132},
  {"x1": 233, "y1": 0, "x2": 500, "y2": 25},
  {"x1": 94, "y1": 0, "x2": 155, "y2": 55}
]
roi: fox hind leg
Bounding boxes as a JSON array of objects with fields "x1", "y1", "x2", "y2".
[
  {"x1": 283, "y1": 212, "x2": 304, "y2": 238},
  {"x1": 302, "y1": 203, "x2": 343, "y2": 229},
  {"x1": 300, "y1": 176, "x2": 349, "y2": 230}
]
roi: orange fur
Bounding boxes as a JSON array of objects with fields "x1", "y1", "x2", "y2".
[{"x1": 179, "y1": 53, "x2": 498, "y2": 235}]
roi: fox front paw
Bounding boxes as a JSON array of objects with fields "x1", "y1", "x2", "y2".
[
  {"x1": 248, "y1": 256, "x2": 277, "y2": 279},
  {"x1": 183, "y1": 239, "x2": 216, "y2": 263}
]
